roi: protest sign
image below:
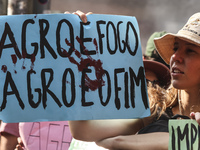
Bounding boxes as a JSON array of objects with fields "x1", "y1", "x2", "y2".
[
  {"x1": 19, "y1": 121, "x2": 72, "y2": 149},
  {"x1": 0, "y1": 13, "x2": 150, "y2": 122},
  {"x1": 169, "y1": 119, "x2": 200, "y2": 150}
]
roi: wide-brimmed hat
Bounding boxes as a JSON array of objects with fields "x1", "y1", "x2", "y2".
[
  {"x1": 143, "y1": 60, "x2": 171, "y2": 89},
  {"x1": 154, "y1": 12, "x2": 200, "y2": 64}
]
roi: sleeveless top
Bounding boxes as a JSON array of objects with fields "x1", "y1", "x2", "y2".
[{"x1": 137, "y1": 107, "x2": 190, "y2": 134}]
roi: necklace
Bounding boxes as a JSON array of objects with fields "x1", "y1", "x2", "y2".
[{"x1": 178, "y1": 90, "x2": 184, "y2": 115}]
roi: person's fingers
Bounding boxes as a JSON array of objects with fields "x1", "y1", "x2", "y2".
[
  {"x1": 73, "y1": 10, "x2": 87, "y2": 23},
  {"x1": 195, "y1": 112, "x2": 200, "y2": 125},
  {"x1": 64, "y1": 10, "x2": 93, "y2": 23},
  {"x1": 190, "y1": 112, "x2": 200, "y2": 126},
  {"x1": 64, "y1": 11, "x2": 70, "y2": 14},
  {"x1": 86, "y1": 12, "x2": 93, "y2": 15},
  {"x1": 190, "y1": 112, "x2": 195, "y2": 119}
]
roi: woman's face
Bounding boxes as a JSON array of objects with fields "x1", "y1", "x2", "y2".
[{"x1": 170, "y1": 38, "x2": 200, "y2": 90}]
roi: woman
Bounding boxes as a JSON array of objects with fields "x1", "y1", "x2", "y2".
[{"x1": 154, "y1": 12, "x2": 200, "y2": 119}]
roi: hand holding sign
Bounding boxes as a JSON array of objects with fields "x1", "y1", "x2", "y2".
[{"x1": 71, "y1": 10, "x2": 93, "y2": 23}]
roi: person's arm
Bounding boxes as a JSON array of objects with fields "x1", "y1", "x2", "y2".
[
  {"x1": 0, "y1": 132, "x2": 18, "y2": 150},
  {"x1": 69, "y1": 119, "x2": 144, "y2": 142},
  {"x1": 96, "y1": 132, "x2": 169, "y2": 150}
]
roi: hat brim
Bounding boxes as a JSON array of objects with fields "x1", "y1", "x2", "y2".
[
  {"x1": 143, "y1": 60, "x2": 171, "y2": 89},
  {"x1": 154, "y1": 32, "x2": 200, "y2": 64}
]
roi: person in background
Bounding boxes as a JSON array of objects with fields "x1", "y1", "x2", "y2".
[
  {"x1": 143, "y1": 59, "x2": 171, "y2": 90},
  {"x1": 144, "y1": 31, "x2": 169, "y2": 68}
]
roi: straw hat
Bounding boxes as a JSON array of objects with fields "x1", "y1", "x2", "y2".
[
  {"x1": 154, "y1": 12, "x2": 200, "y2": 64},
  {"x1": 143, "y1": 60, "x2": 171, "y2": 89},
  {"x1": 145, "y1": 31, "x2": 167, "y2": 57}
]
